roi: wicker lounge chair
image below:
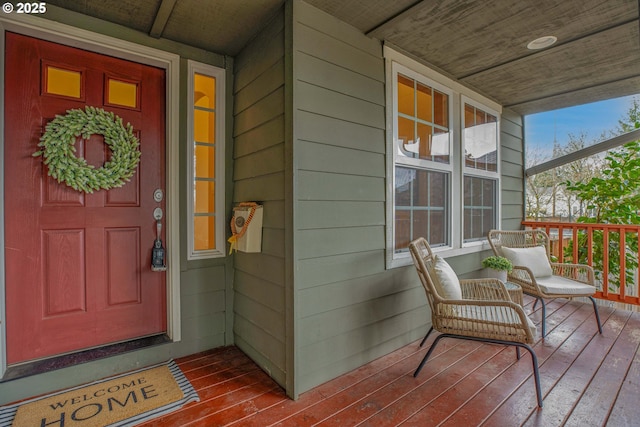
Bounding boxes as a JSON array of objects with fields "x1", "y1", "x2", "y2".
[
  {"x1": 488, "y1": 229, "x2": 602, "y2": 338},
  {"x1": 409, "y1": 237, "x2": 543, "y2": 407}
]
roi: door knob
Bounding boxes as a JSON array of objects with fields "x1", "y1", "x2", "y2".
[{"x1": 153, "y1": 207, "x2": 163, "y2": 221}]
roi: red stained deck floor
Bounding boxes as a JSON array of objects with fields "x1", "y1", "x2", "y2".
[{"x1": 141, "y1": 296, "x2": 640, "y2": 426}]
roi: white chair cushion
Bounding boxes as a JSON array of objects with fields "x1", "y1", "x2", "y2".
[
  {"x1": 535, "y1": 275, "x2": 596, "y2": 296},
  {"x1": 430, "y1": 255, "x2": 462, "y2": 300},
  {"x1": 502, "y1": 246, "x2": 553, "y2": 278}
]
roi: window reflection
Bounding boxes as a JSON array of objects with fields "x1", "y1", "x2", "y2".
[
  {"x1": 396, "y1": 74, "x2": 450, "y2": 163},
  {"x1": 464, "y1": 104, "x2": 497, "y2": 172}
]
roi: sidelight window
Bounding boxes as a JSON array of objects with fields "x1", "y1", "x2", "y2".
[{"x1": 187, "y1": 61, "x2": 226, "y2": 259}]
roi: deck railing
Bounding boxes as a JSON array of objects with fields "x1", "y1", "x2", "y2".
[{"x1": 522, "y1": 220, "x2": 640, "y2": 305}]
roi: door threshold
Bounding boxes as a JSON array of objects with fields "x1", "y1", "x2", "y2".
[{"x1": 1, "y1": 334, "x2": 171, "y2": 383}]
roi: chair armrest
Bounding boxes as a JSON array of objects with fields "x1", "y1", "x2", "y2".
[
  {"x1": 432, "y1": 298, "x2": 535, "y2": 343},
  {"x1": 459, "y1": 278, "x2": 511, "y2": 302},
  {"x1": 508, "y1": 266, "x2": 544, "y2": 296},
  {"x1": 551, "y1": 262, "x2": 595, "y2": 285}
]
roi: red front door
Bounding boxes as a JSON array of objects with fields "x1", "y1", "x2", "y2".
[{"x1": 4, "y1": 32, "x2": 167, "y2": 364}]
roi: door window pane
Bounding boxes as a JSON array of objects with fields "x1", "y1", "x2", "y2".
[
  {"x1": 45, "y1": 66, "x2": 81, "y2": 99},
  {"x1": 107, "y1": 79, "x2": 138, "y2": 108}
]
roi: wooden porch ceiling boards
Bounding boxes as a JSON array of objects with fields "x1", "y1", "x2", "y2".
[
  {"x1": 316, "y1": 0, "x2": 640, "y2": 115},
  {"x1": 45, "y1": 0, "x2": 640, "y2": 116},
  {"x1": 142, "y1": 296, "x2": 640, "y2": 426}
]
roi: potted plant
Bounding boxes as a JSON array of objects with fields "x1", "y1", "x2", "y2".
[{"x1": 481, "y1": 255, "x2": 513, "y2": 283}]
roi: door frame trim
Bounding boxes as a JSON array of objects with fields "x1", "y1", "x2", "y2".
[{"x1": 0, "y1": 14, "x2": 182, "y2": 377}]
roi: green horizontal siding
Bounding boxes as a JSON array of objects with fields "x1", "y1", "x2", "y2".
[
  {"x1": 291, "y1": 0, "x2": 425, "y2": 396},
  {"x1": 232, "y1": 8, "x2": 288, "y2": 390},
  {"x1": 501, "y1": 108, "x2": 525, "y2": 229}
]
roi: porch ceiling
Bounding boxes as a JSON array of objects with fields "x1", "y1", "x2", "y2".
[{"x1": 46, "y1": 0, "x2": 640, "y2": 115}]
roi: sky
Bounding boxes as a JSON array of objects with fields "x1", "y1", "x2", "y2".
[{"x1": 524, "y1": 94, "x2": 638, "y2": 158}]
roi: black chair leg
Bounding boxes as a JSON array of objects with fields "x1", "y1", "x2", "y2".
[
  {"x1": 419, "y1": 326, "x2": 434, "y2": 347},
  {"x1": 519, "y1": 343, "x2": 543, "y2": 408},
  {"x1": 516, "y1": 347, "x2": 521, "y2": 360},
  {"x1": 535, "y1": 296, "x2": 600, "y2": 337},
  {"x1": 537, "y1": 297, "x2": 547, "y2": 338},
  {"x1": 414, "y1": 333, "x2": 445, "y2": 377},
  {"x1": 414, "y1": 334, "x2": 544, "y2": 407},
  {"x1": 588, "y1": 296, "x2": 603, "y2": 334}
]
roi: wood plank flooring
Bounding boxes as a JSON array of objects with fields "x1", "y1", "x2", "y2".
[{"x1": 142, "y1": 296, "x2": 640, "y2": 426}]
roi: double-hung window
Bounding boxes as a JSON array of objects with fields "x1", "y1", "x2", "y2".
[
  {"x1": 386, "y1": 48, "x2": 502, "y2": 267},
  {"x1": 463, "y1": 99, "x2": 500, "y2": 242},
  {"x1": 393, "y1": 65, "x2": 452, "y2": 253},
  {"x1": 187, "y1": 60, "x2": 226, "y2": 259}
]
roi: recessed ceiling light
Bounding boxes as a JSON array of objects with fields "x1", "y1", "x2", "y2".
[{"x1": 527, "y1": 36, "x2": 557, "y2": 50}]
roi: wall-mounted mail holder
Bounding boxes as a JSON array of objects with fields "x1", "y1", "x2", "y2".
[{"x1": 228, "y1": 202, "x2": 263, "y2": 253}]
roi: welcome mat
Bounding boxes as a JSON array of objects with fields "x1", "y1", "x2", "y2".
[{"x1": 0, "y1": 360, "x2": 199, "y2": 427}]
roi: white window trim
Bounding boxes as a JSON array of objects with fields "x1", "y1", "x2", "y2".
[
  {"x1": 186, "y1": 60, "x2": 226, "y2": 260},
  {"x1": 384, "y1": 46, "x2": 502, "y2": 268}
]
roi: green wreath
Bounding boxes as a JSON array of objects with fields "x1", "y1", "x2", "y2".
[{"x1": 33, "y1": 106, "x2": 141, "y2": 193}]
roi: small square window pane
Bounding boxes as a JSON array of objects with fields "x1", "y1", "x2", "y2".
[
  {"x1": 194, "y1": 74, "x2": 215, "y2": 109},
  {"x1": 429, "y1": 210, "x2": 446, "y2": 246},
  {"x1": 464, "y1": 208, "x2": 473, "y2": 241},
  {"x1": 46, "y1": 66, "x2": 81, "y2": 98},
  {"x1": 433, "y1": 90, "x2": 448, "y2": 128},
  {"x1": 194, "y1": 110, "x2": 215, "y2": 143},
  {"x1": 464, "y1": 175, "x2": 474, "y2": 205},
  {"x1": 194, "y1": 180, "x2": 215, "y2": 213},
  {"x1": 413, "y1": 210, "x2": 429, "y2": 242},
  {"x1": 465, "y1": 104, "x2": 475, "y2": 126},
  {"x1": 395, "y1": 210, "x2": 411, "y2": 251},
  {"x1": 194, "y1": 216, "x2": 215, "y2": 251},
  {"x1": 195, "y1": 145, "x2": 215, "y2": 178},
  {"x1": 432, "y1": 128, "x2": 450, "y2": 164},
  {"x1": 397, "y1": 74, "x2": 415, "y2": 116},
  {"x1": 416, "y1": 83, "x2": 433, "y2": 122},
  {"x1": 483, "y1": 179, "x2": 495, "y2": 205},
  {"x1": 417, "y1": 123, "x2": 433, "y2": 160},
  {"x1": 397, "y1": 117, "x2": 416, "y2": 158},
  {"x1": 108, "y1": 79, "x2": 137, "y2": 108},
  {"x1": 429, "y1": 171, "x2": 447, "y2": 207},
  {"x1": 395, "y1": 168, "x2": 413, "y2": 206}
]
